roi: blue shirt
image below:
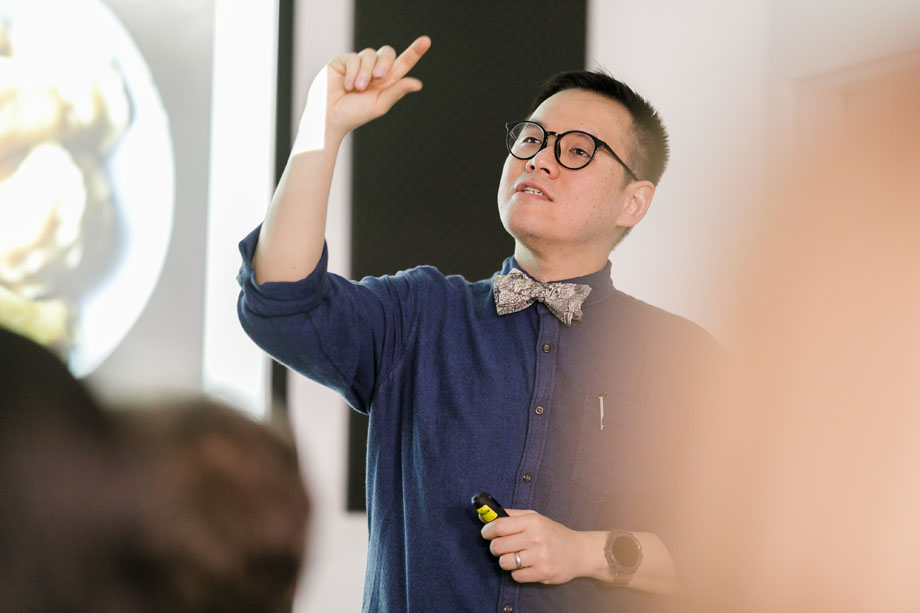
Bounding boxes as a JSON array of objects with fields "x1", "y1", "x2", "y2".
[{"x1": 237, "y1": 226, "x2": 719, "y2": 612}]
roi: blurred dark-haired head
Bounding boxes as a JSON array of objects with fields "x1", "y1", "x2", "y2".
[
  {"x1": 1, "y1": 328, "x2": 310, "y2": 612},
  {"x1": 0, "y1": 326, "x2": 146, "y2": 611},
  {"x1": 117, "y1": 397, "x2": 310, "y2": 613}
]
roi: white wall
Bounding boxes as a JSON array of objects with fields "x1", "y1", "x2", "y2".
[
  {"x1": 588, "y1": 0, "x2": 771, "y2": 340},
  {"x1": 286, "y1": 1, "x2": 920, "y2": 610},
  {"x1": 770, "y1": 0, "x2": 920, "y2": 79}
]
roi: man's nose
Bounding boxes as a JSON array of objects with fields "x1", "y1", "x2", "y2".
[{"x1": 527, "y1": 140, "x2": 559, "y2": 176}]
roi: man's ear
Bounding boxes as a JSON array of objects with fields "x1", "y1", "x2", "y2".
[{"x1": 615, "y1": 182, "x2": 655, "y2": 228}]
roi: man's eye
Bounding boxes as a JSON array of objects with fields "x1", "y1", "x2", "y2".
[
  {"x1": 521, "y1": 135, "x2": 542, "y2": 144},
  {"x1": 569, "y1": 147, "x2": 590, "y2": 157}
]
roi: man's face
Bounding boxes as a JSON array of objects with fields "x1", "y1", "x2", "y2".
[{"x1": 497, "y1": 88, "x2": 641, "y2": 257}]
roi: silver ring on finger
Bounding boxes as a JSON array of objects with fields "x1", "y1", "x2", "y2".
[{"x1": 514, "y1": 551, "x2": 522, "y2": 570}]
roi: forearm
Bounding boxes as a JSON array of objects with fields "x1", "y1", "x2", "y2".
[
  {"x1": 484, "y1": 510, "x2": 677, "y2": 593},
  {"x1": 252, "y1": 137, "x2": 341, "y2": 284},
  {"x1": 580, "y1": 530, "x2": 675, "y2": 595}
]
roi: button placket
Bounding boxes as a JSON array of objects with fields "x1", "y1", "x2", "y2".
[
  {"x1": 510, "y1": 309, "x2": 557, "y2": 511},
  {"x1": 501, "y1": 310, "x2": 559, "y2": 613}
]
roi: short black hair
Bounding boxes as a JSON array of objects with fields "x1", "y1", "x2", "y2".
[{"x1": 531, "y1": 70, "x2": 669, "y2": 185}]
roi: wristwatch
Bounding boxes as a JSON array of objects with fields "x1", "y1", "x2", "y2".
[{"x1": 604, "y1": 530, "x2": 643, "y2": 587}]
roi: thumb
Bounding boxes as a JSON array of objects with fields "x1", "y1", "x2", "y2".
[
  {"x1": 504, "y1": 508, "x2": 533, "y2": 517},
  {"x1": 375, "y1": 77, "x2": 423, "y2": 116}
]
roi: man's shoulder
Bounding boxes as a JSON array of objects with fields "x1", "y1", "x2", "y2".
[
  {"x1": 608, "y1": 289, "x2": 721, "y2": 353},
  {"x1": 606, "y1": 291, "x2": 725, "y2": 412}
]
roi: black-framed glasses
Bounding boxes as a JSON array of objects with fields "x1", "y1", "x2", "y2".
[{"x1": 505, "y1": 120, "x2": 638, "y2": 179}]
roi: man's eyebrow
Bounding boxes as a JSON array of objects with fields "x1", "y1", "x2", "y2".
[{"x1": 550, "y1": 121, "x2": 607, "y2": 140}]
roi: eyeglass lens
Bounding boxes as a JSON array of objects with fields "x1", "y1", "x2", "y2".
[{"x1": 507, "y1": 121, "x2": 597, "y2": 170}]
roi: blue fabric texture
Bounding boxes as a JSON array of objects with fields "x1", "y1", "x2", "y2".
[{"x1": 237, "y1": 225, "x2": 719, "y2": 612}]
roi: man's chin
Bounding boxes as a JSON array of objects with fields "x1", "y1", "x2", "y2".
[
  {"x1": 502, "y1": 208, "x2": 552, "y2": 237},
  {"x1": 507, "y1": 227, "x2": 555, "y2": 252}
]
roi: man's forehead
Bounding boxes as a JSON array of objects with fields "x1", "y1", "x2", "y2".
[{"x1": 529, "y1": 88, "x2": 633, "y2": 138}]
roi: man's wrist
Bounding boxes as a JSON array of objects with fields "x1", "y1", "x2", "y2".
[
  {"x1": 604, "y1": 530, "x2": 643, "y2": 587},
  {"x1": 580, "y1": 531, "x2": 616, "y2": 581}
]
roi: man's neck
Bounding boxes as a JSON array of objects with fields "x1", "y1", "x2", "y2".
[{"x1": 513, "y1": 243, "x2": 610, "y2": 283}]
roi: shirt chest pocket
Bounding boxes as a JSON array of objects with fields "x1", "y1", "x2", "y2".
[{"x1": 570, "y1": 391, "x2": 654, "y2": 498}]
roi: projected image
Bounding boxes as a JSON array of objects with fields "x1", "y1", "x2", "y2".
[{"x1": 0, "y1": 0, "x2": 174, "y2": 377}]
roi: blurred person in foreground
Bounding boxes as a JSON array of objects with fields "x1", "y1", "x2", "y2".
[
  {"x1": 0, "y1": 325, "x2": 145, "y2": 612},
  {"x1": 1, "y1": 325, "x2": 310, "y2": 612},
  {"x1": 670, "y1": 64, "x2": 920, "y2": 612},
  {"x1": 115, "y1": 397, "x2": 310, "y2": 613},
  {"x1": 237, "y1": 36, "x2": 721, "y2": 611}
]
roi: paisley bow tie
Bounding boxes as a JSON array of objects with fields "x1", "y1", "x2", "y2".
[{"x1": 493, "y1": 269, "x2": 592, "y2": 326}]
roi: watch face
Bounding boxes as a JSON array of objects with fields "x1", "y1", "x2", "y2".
[{"x1": 612, "y1": 535, "x2": 641, "y2": 567}]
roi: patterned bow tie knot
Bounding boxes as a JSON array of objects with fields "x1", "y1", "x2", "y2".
[{"x1": 493, "y1": 269, "x2": 592, "y2": 326}]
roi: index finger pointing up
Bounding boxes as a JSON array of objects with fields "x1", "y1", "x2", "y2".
[{"x1": 386, "y1": 35, "x2": 432, "y2": 84}]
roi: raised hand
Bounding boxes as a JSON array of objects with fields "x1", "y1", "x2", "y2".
[
  {"x1": 324, "y1": 36, "x2": 431, "y2": 139},
  {"x1": 258, "y1": 35, "x2": 432, "y2": 284}
]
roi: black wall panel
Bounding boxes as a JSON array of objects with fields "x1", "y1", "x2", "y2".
[
  {"x1": 347, "y1": 1, "x2": 587, "y2": 510},
  {"x1": 271, "y1": 0, "x2": 296, "y2": 429}
]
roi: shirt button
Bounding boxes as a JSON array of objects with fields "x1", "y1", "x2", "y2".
[
  {"x1": 534, "y1": 406, "x2": 544, "y2": 415},
  {"x1": 522, "y1": 473, "x2": 533, "y2": 483},
  {"x1": 503, "y1": 606, "x2": 513, "y2": 613},
  {"x1": 542, "y1": 343, "x2": 552, "y2": 353}
]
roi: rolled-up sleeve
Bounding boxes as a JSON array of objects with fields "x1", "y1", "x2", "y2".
[{"x1": 236, "y1": 225, "x2": 422, "y2": 413}]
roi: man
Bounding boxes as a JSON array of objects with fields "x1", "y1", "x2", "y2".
[{"x1": 238, "y1": 36, "x2": 719, "y2": 611}]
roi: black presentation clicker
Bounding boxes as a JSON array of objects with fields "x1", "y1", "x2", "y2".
[{"x1": 471, "y1": 491, "x2": 508, "y2": 523}]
